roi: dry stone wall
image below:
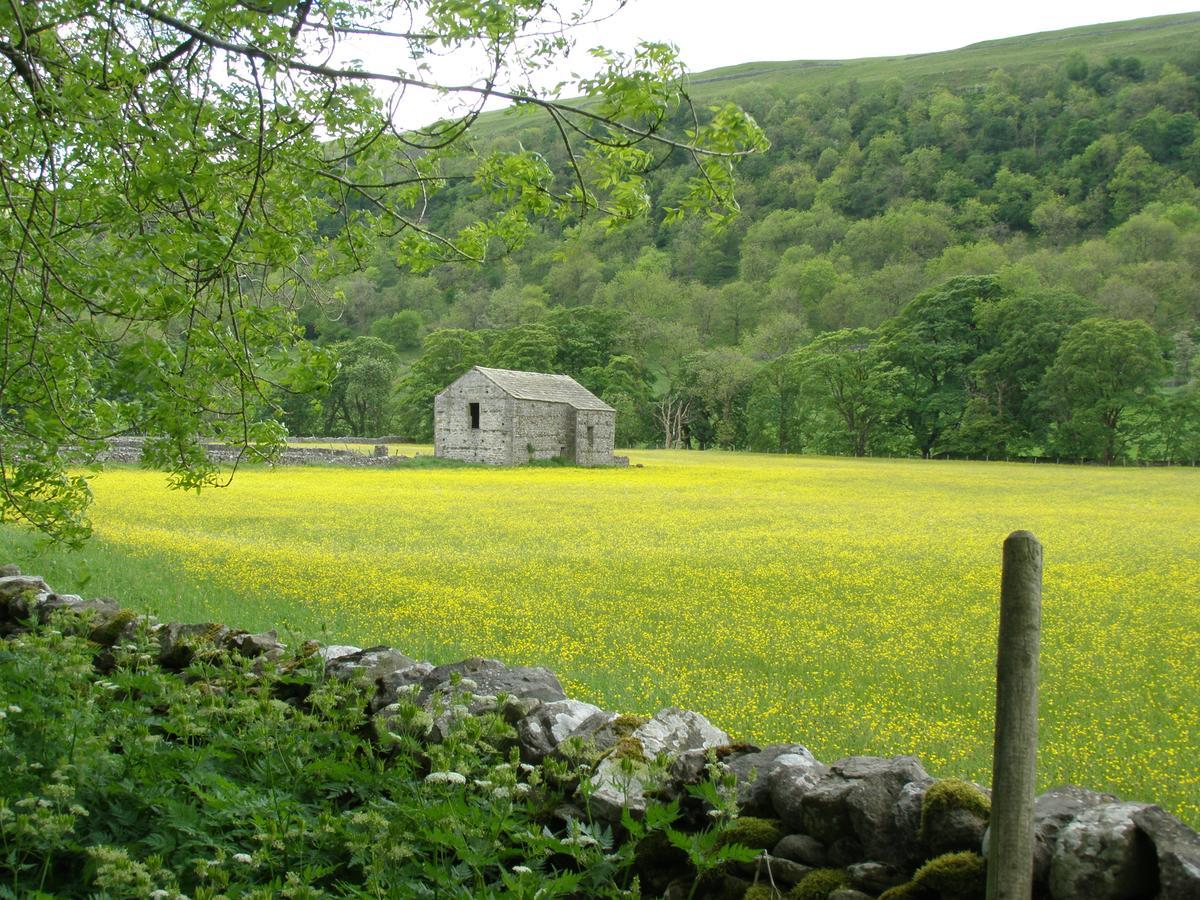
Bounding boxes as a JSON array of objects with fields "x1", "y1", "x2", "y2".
[
  {"x1": 94, "y1": 437, "x2": 411, "y2": 467},
  {"x1": 1, "y1": 568, "x2": 1195, "y2": 899}
]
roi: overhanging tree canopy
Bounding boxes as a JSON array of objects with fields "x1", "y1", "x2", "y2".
[{"x1": 0, "y1": 0, "x2": 767, "y2": 543}]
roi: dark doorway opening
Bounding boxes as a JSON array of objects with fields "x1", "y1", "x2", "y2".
[{"x1": 469, "y1": 402, "x2": 480, "y2": 429}]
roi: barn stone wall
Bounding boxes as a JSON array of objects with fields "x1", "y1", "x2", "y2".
[
  {"x1": 573, "y1": 409, "x2": 617, "y2": 467},
  {"x1": 511, "y1": 400, "x2": 575, "y2": 463},
  {"x1": 434, "y1": 369, "x2": 513, "y2": 465}
]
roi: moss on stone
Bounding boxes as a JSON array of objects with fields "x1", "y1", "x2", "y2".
[
  {"x1": 786, "y1": 868, "x2": 848, "y2": 900},
  {"x1": 89, "y1": 608, "x2": 138, "y2": 646},
  {"x1": 878, "y1": 884, "x2": 927, "y2": 900},
  {"x1": 610, "y1": 736, "x2": 647, "y2": 762},
  {"x1": 912, "y1": 851, "x2": 986, "y2": 898},
  {"x1": 715, "y1": 816, "x2": 785, "y2": 851},
  {"x1": 919, "y1": 780, "x2": 990, "y2": 843},
  {"x1": 879, "y1": 850, "x2": 986, "y2": 900},
  {"x1": 744, "y1": 884, "x2": 784, "y2": 900},
  {"x1": 610, "y1": 714, "x2": 648, "y2": 737}
]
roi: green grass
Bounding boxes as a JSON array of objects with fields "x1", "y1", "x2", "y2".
[{"x1": 2, "y1": 450, "x2": 1197, "y2": 826}]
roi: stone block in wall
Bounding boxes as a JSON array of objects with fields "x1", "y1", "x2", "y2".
[
  {"x1": 1133, "y1": 805, "x2": 1200, "y2": 899},
  {"x1": 517, "y1": 699, "x2": 612, "y2": 762},
  {"x1": 586, "y1": 708, "x2": 730, "y2": 822},
  {"x1": 1049, "y1": 801, "x2": 1158, "y2": 900}
]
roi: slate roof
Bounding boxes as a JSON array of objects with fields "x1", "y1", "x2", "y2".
[{"x1": 472, "y1": 366, "x2": 614, "y2": 412}]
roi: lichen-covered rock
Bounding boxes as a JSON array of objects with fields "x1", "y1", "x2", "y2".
[
  {"x1": 794, "y1": 755, "x2": 932, "y2": 868},
  {"x1": 769, "y1": 750, "x2": 832, "y2": 830},
  {"x1": 370, "y1": 662, "x2": 434, "y2": 711},
  {"x1": 1131, "y1": 805, "x2": 1200, "y2": 900},
  {"x1": 727, "y1": 744, "x2": 819, "y2": 817},
  {"x1": 326, "y1": 646, "x2": 416, "y2": 682},
  {"x1": 737, "y1": 853, "x2": 813, "y2": 887},
  {"x1": 1049, "y1": 802, "x2": 1158, "y2": 900},
  {"x1": 417, "y1": 657, "x2": 566, "y2": 707},
  {"x1": 895, "y1": 779, "x2": 930, "y2": 856},
  {"x1": 318, "y1": 644, "x2": 361, "y2": 662},
  {"x1": 157, "y1": 622, "x2": 230, "y2": 669},
  {"x1": 223, "y1": 629, "x2": 285, "y2": 660},
  {"x1": 774, "y1": 833, "x2": 828, "y2": 867},
  {"x1": 920, "y1": 779, "x2": 990, "y2": 857},
  {"x1": 0, "y1": 574, "x2": 51, "y2": 624},
  {"x1": 517, "y1": 699, "x2": 611, "y2": 761},
  {"x1": 587, "y1": 713, "x2": 651, "y2": 756},
  {"x1": 1008, "y1": 786, "x2": 1119, "y2": 887},
  {"x1": 637, "y1": 707, "x2": 730, "y2": 756},
  {"x1": 87, "y1": 606, "x2": 141, "y2": 646},
  {"x1": 585, "y1": 707, "x2": 729, "y2": 821},
  {"x1": 32, "y1": 591, "x2": 124, "y2": 635}
]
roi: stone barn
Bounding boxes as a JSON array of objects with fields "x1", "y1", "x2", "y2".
[{"x1": 434, "y1": 366, "x2": 621, "y2": 466}]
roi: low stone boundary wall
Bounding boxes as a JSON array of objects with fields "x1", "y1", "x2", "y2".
[
  {"x1": 93, "y1": 437, "x2": 411, "y2": 467},
  {"x1": 0, "y1": 568, "x2": 1195, "y2": 899}
]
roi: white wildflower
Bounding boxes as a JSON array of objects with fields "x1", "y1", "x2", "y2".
[
  {"x1": 512, "y1": 865, "x2": 532, "y2": 875},
  {"x1": 233, "y1": 853, "x2": 254, "y2": 865},
  {"x1": 424, "y1": 771, "x2": 467, "y2": 785},
  {"x1": 6, "y1": 705, "x2": 21, "y2": 714},
  {"x1": 150, "y1": 890, "x2": 171, "y2": 899},
  {"x1": 513, "y1": 783, "x2": 532, "y2": 797},
  {"x1": 562, "y1": 835, "x2": 599, "y2": 848}
]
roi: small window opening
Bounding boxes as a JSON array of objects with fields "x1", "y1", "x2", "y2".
[
  {"x1": 587, "y1": 425, "x2": 595, "y2": 449},
  {"x1": 469, "y1": 402, "x2": 480, "y2": 429}
]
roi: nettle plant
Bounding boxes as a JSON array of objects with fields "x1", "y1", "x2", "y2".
[{"x1": 0, "y1": 611, "x2": 764, "y2": 897}]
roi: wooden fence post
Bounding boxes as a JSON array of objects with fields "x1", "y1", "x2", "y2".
[{"x1": 986, "y1": 530, "x2": 1043, "y2": 900}]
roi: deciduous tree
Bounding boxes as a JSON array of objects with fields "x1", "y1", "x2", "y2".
[{"x1": 0, "y1": 0, "x2": 766, "y2": 541}]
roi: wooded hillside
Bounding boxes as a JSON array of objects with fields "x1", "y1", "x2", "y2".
[{"x1": 293, "y1": 13, "x2": 1200, "y2": 462}]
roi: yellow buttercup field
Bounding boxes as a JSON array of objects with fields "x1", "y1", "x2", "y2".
[{"x1": 9, "y1": 451, "x2": 1199, "y2": 824}]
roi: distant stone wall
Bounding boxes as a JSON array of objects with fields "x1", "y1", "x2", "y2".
[
  {"x1": 94, "y1": 437, "x2": 410, "y2": 467},
  {"x1": 0, "y1": 567, "x2": 1195, "y2": 899}
]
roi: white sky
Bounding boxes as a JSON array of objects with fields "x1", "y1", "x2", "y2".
[{"x1": 345, "y1": 0, "x2": 1200, "y2": 128}]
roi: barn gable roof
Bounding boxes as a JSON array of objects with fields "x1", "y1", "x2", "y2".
[{"x1": 472, "y1": 366, "x2": 614, "y2": 412}]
